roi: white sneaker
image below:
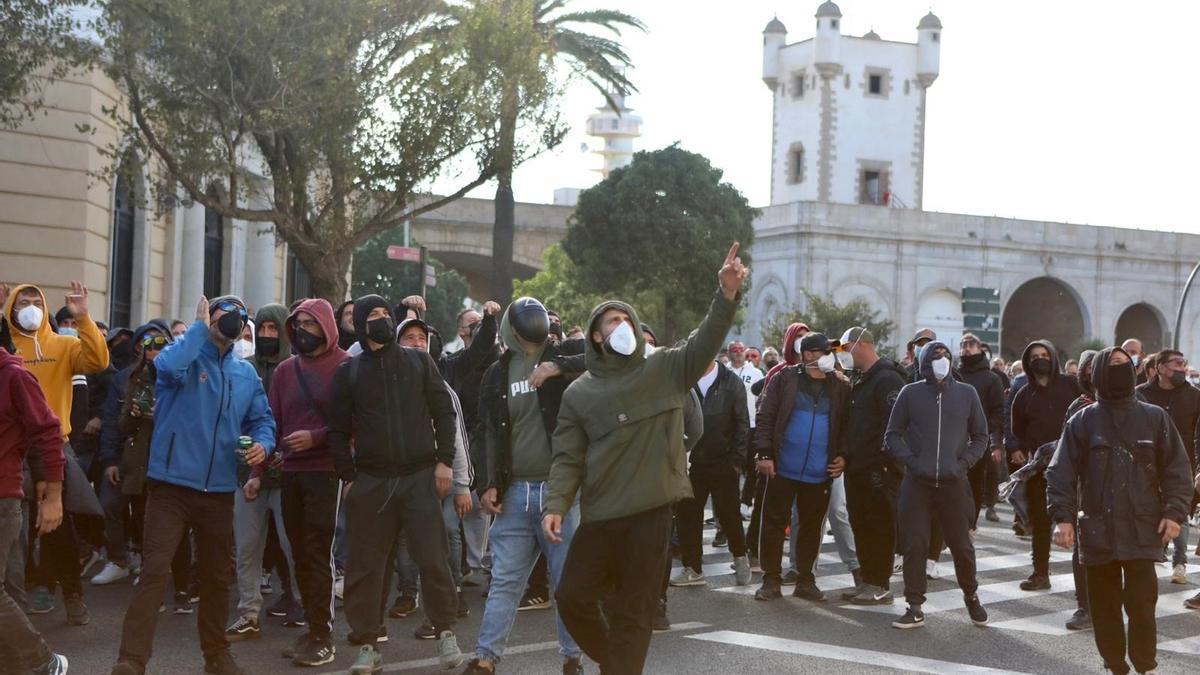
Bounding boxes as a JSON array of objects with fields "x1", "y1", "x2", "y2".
[
  {"x1": 893, "y1": 555, "x2": 903, "y2": 573},
  {"x1": 740, "y1": 504, "x2": 753, "y2": 520},
  {"x1": 91, "y1": 562, "x2": 130, "y2": 585},
  {"x1": 926, "y1": 560, "x2": 941, "y2": 580},
  {"x1": 334, "y1": 574, "x2": 345, "y2": 601},
  {"x1": 1172, "y1": 563, "x2": 1188, "y2": 584},
  {"x1": 669, "y1": 568, "x2": 707, "y2": 587}
]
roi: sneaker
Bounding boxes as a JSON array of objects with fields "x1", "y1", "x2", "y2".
[
  {"x1": 260, "y1": 572, "x2": 274, "y2": 595},
  {"x1": 985, "y1": 507, "x2": 1000, "y2": 522},
  {"x1": 224, "y1": 616, "x2": 261, "y2": 642},
  {"x1": 389, "y1": 594, "x2": 419, "y2": 618},
  {"x1": 282, "y1": 632, "x2": 313, "y2": 659},
  {"x1": 653, "y1": 599, "x2": 671, "y2": 631},
  {"x1": 892, "y1": 606, "x2": 925, "y2": 629},
  {"x1": 461, "y1": 659, "x2": 493, "y2": 674},
  {"x1": 850, "y1": 585, "x2": 895, "y2": 605},
  {"x1": 740, "y1": 504, "x2": 752, "y2": 520},
  {"x1": 925, "y1": 560, "x2": 941, "y2": 580},
  {"x1": 1020, "y1": 574, "x2": 1051, "y2": 591},
  {"x1": 349, "y1": 645, "x2": 382, "y2": 674},
  {"x1": 456, "y1": 590, "x2": 470, "y2": 618},
  {"x1": 754, "y1": 575, "x2": 782, "y2": 601},
  {"x1": 461, "y1": 569, "x2": 486, "y2": 587},
  {"x1": 292, "y1": 636, "x2": 336, "y2": 667},
  {"x1": 79, "y1": 548, "x2": 103, "y2": 578},
  {"x1": 669, "y1": 567, "x2": 706, "y2": 587},
  {"x1": 1172, "y1": 563, "x2": 1188, "y2": 584},
  {"x1": 562, "y1": 658, "x2": 583, "y2": 675},
  {"x1": 438, "y1": 630, "x2": 465, "y2": 669},
  {"x1": 893, "y1": 556, "x2": 904, "y2": 574},
  {"x1": 65, "y1": 593, "x2": 89, "y2": 626},
  {"x1": 91, "y1": 561, "x2": 130, "y2": 585},
  {"x1": 30, "y1": 586, "x2": 54, "y2": 614},
  {"x1": 284, "y1": 602, "x2": 307, "y2": 627},
  {"x1": 780, "y1": 569, "x2": 798, "y2": 586},
  {"x1": 42, "y1": 653, "x2": 69, "y2": 675},
  {"x1": 841, "y1": 582, "x2": 868, "y2": 602},
  {"x1": 792, "y1": 583, "x2": 824, "y2": 601},
  {"x1": 415, "y1": 620, "x2": 438, "y2": 640},
  {"x1": 1184, "y1": 590, "x2": 1200, "y2": 609},
  {"x1": 748, "y1": 554, "x2": 761, "y2": 573},
  {"x1": 518, "y1": 592, "x2": 551, "y2": 611},
  {"x1": 1066, "y1": 608, "x2": 1092, "y2": 630},
  {"x1": 965, "y1": 594, "x2": 988, "y2": 626},
  {"x1": 173, "y1": 591, "x2": 194, "y2": 614},
  {"x1": 378, "y1": 626, "x2": 389, "y2": 643},
  {"x1": 110, "y1": 661, "x2": 142, "y2": 675},
  {"x1": 712, "y1": 531, "x2": 728, "y2": 548},
  {"x1": 334, "y1": 574, "x2": 344, "y2": 601},
  {"x1": 733, "y1": 555, "x2": 752, "y2": 586},
  {"x1": 204, "y1": 649, "x2": 245, "y2": 674},
  {"x1": 267, "y1": 594, "x2": 293, "y2": 617}
]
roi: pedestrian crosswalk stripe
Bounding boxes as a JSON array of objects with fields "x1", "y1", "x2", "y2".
[
  {"x1": 686, "y1": 630, "x2": 1035, "y2": 674},
  {"x1": 989, "y1": 589, "x2": 1199, "y2": 636},
  {"x1": 1160, "y1": 633, "x2": 1200, "y2": 656}
]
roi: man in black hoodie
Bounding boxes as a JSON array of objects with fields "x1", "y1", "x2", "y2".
[
  {"x1": 1011, "y1": 339, "x2": 1080, "y2": 591},
  {"x1": 1048, "y1": 346, "x2": 1192, "y2": 675},
  {"x1": 885, "y1": 342, "x2": 989, "y2": 629},
  {"x1": 954, "y1": 333, "x2": 1005, "y2": 530},
  {"x1": 328, "y1": 295, "x2": 464, "y2": 672}
]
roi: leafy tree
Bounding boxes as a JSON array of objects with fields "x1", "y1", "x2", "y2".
[
  {"x1": 1, "y1": 0, "x2": 91, "y2": 128},
  {"x1": 96, "y1": 0, "x2": 514, "y2": 303},
  {"x1": 761, "y1": 292, "x2": 896, "y2": 353},
  {"x1": 562, "y1": 145, "x2": 757, "y2": 343},
  {"x1": 351, "y1": 229, "x2": 471, "y2": 341},
  {"x1": 512, "y1": 244, "x2": 604, "y2": 331},
  {"x1": 428, "y1": 0, "x2": 644, "y2": 307}
]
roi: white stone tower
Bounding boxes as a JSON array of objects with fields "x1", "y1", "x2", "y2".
[
  {"x1": 585, "y1": 93, "x2": 643, "y2": 178},
  {"x1": 762, "y1": 2, "x2": 941, "y2": 208}
]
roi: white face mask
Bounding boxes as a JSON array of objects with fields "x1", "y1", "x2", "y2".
[
  {"x1": 816, "y1": 353, "x2": 837, "y2": 373},
  {"x1": 1130, "y1": 354, "x2": 1140, "y2": 367},
  {"x1": 605, "y1": 321, "x2": 637, "y2": 356},
  {"x1": 17, "y1": 305, "x2": 43, "y2": 332},
  {"x1": 932, "y1": 357, "x2": 951, "y2": 381},
  {"x1": 644, "y1": 343, "x2": 656, "y2": 358},
  {"x1": 233, "y1": 339, "x2": 255, "y2": 360},
  {"x1": 794, "y1": 337, "x2": 804, "y2": 355},
  {"x1": 836, "y1": 351, "x2": 854, "y2": 371}
]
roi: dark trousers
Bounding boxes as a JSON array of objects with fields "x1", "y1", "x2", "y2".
[
  {"x1": 898, "y1": 475, "x2": 978, "y2": 606},
  {"x1": 967, "y1": 454, "x2": 988, "y2": 529},
  {"x1": 678, "y1": 463, "x2": 746, "y2": 572},
  {"x1": 745, "y1": 477, "x2": 767, "y2": 558},
  {"x1": 0, "y1": 499, "x2": 53, "y2": 672},
  {"x1": 759, "y1": 476, "x2": 830, "y2": 584},
  {"x1": 1027, "y1": 474, "x2": 1051, "y2": 576},
  {"x1": 281, "y1": 471, "x2": 339, "y2": 641},
  {"x1": 1086, "y1": 559, "x2": 1157, "y2": 675},
  {"x1": 1073, "y1": 536, "x2": 1089, "y2": 613},
  {"x1": 343, "y1": 469, "x2": 456, "y2": 644},
  {"x1": 27, "y1": 503, "x2": 82, "y2": 596},
  {"x1": 118, "y1": 481, "x2": 234, "y2": 667},
  {"x1": 101, "y1": 487, "x2": 192, "y2": 590},
  {"x1": 844, "y1": 467, "x2": 899, "y2": 588},
  {"x1": 557, "y1": 505, "x2": 672, "y2": 675}
]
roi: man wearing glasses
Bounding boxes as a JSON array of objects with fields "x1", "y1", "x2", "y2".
[{"x1": 1135, "y1": 349, "x2": 1200, "y2": 591}]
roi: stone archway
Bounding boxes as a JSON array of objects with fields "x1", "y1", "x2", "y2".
[
  {"x1": 1001, "y1": 277, "x2": 1087, "y2": 361},
  {"x1": 915, "y1": 289, "x2": 963, "y2": 348},
  {"x1": 1114, "y1": 303, "x2": 1165, "y2": 353}
]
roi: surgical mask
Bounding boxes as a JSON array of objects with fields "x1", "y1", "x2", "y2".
[
  {"x1": 366, "y1": 316, "x2": 396, "y2": 345},
  {"x1": 1188, "y1": 375, "x2": 1200, "y2": 387},
  {"x1": 644, "y1": 343, "x2": 656, "y2": 358},
  {"x1": 794, "y1": 337, "x2": 804, "y2": 355},
  {"x1": 215, "y1": 311, "x2": 244, "y2": 341},
  {"x1": 16, "y1": 305, "x2": 43, "y2": 332},
  {"x1": 58, "y1": 327, "x2": 78, "y2": 337},
  {"x1": 1130, "y1": 354, "x2": 1140, "y2": 367},
  {"x1": 914, "y1": 344, "x2": 927, "y2": 363},
  {"x1": 603, "y1": 321, "x2": 637, "y2": 357},
  {"x1": 816, "y1": 353, "x2": 836, "y2": 373},
  {"x1": 836, "y1": 351, "x2": 854, "y2": 371},
  {"x1": 233, "y1": 339, "x2": 254, "y2": 360},
  {"x1": 931, "y1": 357, "x2": 951, "y2": 380}
]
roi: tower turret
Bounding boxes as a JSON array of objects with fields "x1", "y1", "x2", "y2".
[
  {"x1": 813, "y1": 1, "x2": 842, "y2": 78},
  {"x1": 917, "y1": 12, "x2": 942, "y2": 87},
  {"x1": 762, "y1": 17, "x2": 788, "y2": 89},
  {"x1": 585, "y1": 93, "x2": 642, "y2": 178}
]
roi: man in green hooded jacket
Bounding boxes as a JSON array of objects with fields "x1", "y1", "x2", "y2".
[{"x1": 543, "y1": 243, "x2": 748, "y2": 674}]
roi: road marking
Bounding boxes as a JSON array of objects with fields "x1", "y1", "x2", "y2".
[
  {"x1": 686, "y1": 630, "x2": 1034, "y2": 674},
  {"x1": 990, "y1": 589, "x2": 1199, "y2": 636}
]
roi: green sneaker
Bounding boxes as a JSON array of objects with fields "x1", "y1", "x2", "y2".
[
  {"x1": 437, "y1": 631, "x2": 464, "y2": 669},
  {"x1": 349, "y1": 645, "x2": 382, "y2": 674},
  {"x1": 30, "y1": 586, "x2": 54, "y2": 614}
]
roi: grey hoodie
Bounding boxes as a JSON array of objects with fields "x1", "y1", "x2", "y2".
[{"x1": 884, "y1": 341, "x2": 988, "y2": 485}]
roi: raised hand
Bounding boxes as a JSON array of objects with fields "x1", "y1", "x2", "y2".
[
  {"x1": 483, "y1": 300, "x2": 501, "y2": 317},
  {"x1": 65, "y1": 280, "x2": 90, "y2": 318},
  {"x1": 196, "y1": 295, "x2": 210, "y2": 327},
  {"x1": 718, "y1": 242, "x2": 749, "y2": 300}
]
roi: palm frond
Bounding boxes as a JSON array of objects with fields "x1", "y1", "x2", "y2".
[{"x1": 548, "y1": 9, "x2": 646, "y2": 34}]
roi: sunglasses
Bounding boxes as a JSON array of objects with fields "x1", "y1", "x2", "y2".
[{"x1": 141, "y1": 335, "x2": 169, "y2": 349}]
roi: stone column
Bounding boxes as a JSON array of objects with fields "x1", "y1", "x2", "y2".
[{"x1": 177, "y1": 201, "x2": 205, "y2": 313}]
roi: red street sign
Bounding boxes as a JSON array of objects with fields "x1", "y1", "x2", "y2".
[{"x1": 387, "y1": 245, "x2": 421, "y2": 262}]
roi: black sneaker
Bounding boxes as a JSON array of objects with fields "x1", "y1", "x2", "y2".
[
  {"x1": 204, "y1": 649, "x2": 245, "y2": 675},
  {"x1": 292, "y1": 636, "x2": 336, "y2": 667},
  {"x1": 1020, "y1": 575, "x2": 1050, "y2": 591},
  {"x1": 389, "y1": 594, "x2": 419, "y2": 618},
  {"x1": 985, "y1": 507, "x2": 1000, "y2": 522},
  {"x1": 965, "y1": 594, "x2": 988, "y2": 626},
  {"x1": 754, "y1": 575, "x2": 782, "y2": 601},
  {"x1": 173, "y1": 592, "x2": 194, "y2": 614},
  {"x1": 457, "y1": 590, "x2": 470, "y2": 618},
  {"x1": 563, "y1": 658, "x2": 584, "y2": 675},
  {"x1": 64, "y1": 593, "x2": 89, "y2": 626},
  {"x1": 414, "y1": 620, "x2": 438, "y2": 640},
  {"x1": 518, "y1": 592, "x2": 551, "y2": 611},
  {"x1": 713, "y1": 531, "x2": 728, "y2": 548},
  {"x1": 282, "y1": 632, "x2": 312, "y2": 659},
  {"x1": 284, "y1": 602, "x2": 307, "y2": 628},
  {"x1": 267, "y1": 594, "x2": 292, "y2": 617},
  {"x1": 224, "y1": 616, "x2": 261, "y2": 642},
  {"x1": 892, "y1": 606, "x2": 925, "y2": 629},
  {"x1": 652, "y1": 599, "x2": 671, "y2": 631},
  {"x1": 791, "y1": 583, "x2": 824, "y2": 601},
  {"x1": 1065, "y1": 609, "x2": 1092, "y2": 630},
  {"x1": 780, "y1": 569, "x2": 798, "y2": 586}
]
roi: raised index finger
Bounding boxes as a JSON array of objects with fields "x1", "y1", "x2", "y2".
[{"x1": 724, "y1": 242, "x2": 741, "y2": 265}]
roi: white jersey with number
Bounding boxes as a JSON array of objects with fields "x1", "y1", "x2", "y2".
[{"x1": 728, "y1": 363, "x2": 764, "y2": 428}]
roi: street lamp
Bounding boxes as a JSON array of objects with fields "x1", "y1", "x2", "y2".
[{"x1": 1173, "y1": 260, "x2": 1200, "y2": 350}]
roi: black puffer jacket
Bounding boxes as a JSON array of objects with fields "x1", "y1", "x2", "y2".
[
  {"x1": 955, "y1": 354, "x2": 1005, "y2": 441},
  {"x1": 1011, "y1": 340, "x2": 1079, "y2": 461},
  {"x1": 845, "y1": 357, "x2": 907, "y2": 475},
  {"x1": 1136, "y1": 378, "x2": 1200, "y2": 471},
  {"x1": 689, "y1": 362, "x2": 749, "y2": 467},
  {"x1": 1048, "y1": 347, "x2": 1193, "y2": 565}
]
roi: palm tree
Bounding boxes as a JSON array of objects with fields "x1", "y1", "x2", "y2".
[{"x1": 429, "y1": 0, "x2": 645, "y2": 307}]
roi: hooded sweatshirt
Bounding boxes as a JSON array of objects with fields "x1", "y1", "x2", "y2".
[
  {"x1": 263, "y1": 298, "x2": 350, "y2": 474},
  {"x1": 334, "y1": 300, "x2": 358, "y2": 351},
  {"x1": 250, "y1": 303, "x2": 291, "y2": 393},
  {"x1": 500, "y1": 306, "x2": 553, "y2": 481},
  {"x1": 761, "y1": 322, "x2": 808, "y2": 393},
  {"x1": 4, "y1": 283, "x2": 110, "y2": 439},
  {"x1": 97, "y1": 319, "x2": 173, "y2": 471},
  {"x1": 1, "y1": 350, "x2": 65, "y2": 498},
  {"x1": 1011, "y1": 339, "x2": 1080, "y2": 461},
  {"x1": 545, "y1": 289, "x2": 738, "y2": 523}
]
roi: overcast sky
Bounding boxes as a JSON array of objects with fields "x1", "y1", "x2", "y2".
[{"x1": 432, "y1": 0, "x2": 1200, "y2": 234}]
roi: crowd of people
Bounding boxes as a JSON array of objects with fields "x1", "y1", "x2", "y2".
[{"x1": 1, "y1": 240, "x2": 1198, "y2": 675}]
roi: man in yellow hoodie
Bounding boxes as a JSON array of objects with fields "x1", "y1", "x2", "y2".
[{"x1": 1, "y1": 282, "x2": 108, "y2": 623}]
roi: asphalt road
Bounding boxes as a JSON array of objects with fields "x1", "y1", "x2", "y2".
[{"x1": 31, "y1": 504, "x2": 1200, "y2": 674}]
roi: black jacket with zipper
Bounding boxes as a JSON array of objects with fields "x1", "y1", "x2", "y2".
[
  {"x1": 845, "y1": 357, "x2": 908, "y2": 475},
  {"x1": 689, "y1": 362, "x2": 750, "y2": 467},
  {"x1": 1136, "y1": 378, "x2": 1200, "y2": 471}
]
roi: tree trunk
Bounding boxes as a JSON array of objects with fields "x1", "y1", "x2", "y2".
[
  {"x1": 491, "y1": 86, "x2": 518, "y2": 309},
  {"x1": 298, "y1": 245, "x2": 352, "y2": 307}
]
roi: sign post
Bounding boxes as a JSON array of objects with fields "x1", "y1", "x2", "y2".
[{"x1": 962, "y1": 287, "x2": 1001, "y2": 350}]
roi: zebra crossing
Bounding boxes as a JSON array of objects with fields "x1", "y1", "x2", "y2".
[{"x1": 672, "y1": 504, "x2": 1200, "y2": 644}]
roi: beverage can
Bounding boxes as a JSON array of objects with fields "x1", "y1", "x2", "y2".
[{"x1": 237, "y1": 436, "x2": 253, "y2": 464}]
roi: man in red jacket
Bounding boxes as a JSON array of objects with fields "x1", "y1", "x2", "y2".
[
  {"x1": 0, "y1": 317, "x2": 70, "y2": 674},
  {"x1": 265, "y1": 299, "x2": 350, "y2": 667}
]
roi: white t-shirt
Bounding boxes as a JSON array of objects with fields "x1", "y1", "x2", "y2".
[
  {"x1": 696, "y1": 364, "x2": 720, "y2": 399},
  {"x1": 728, "y1": 362, "x2": 764, "y2": 428}
]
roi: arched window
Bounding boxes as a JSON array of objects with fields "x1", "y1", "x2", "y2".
[
  {"x1": 109, "y1": 163, "x2": 136, "y2": 328},
  {"x1": 204, "y1": 187, "x2": 224, "y2": 297}
]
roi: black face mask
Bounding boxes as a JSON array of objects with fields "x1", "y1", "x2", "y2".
[
  {"x1": 1030, "y1": 358, "x2": 1053, "y2": 376},
  {"x1": 961, "y1": 352, "x2": 985, "y2": 367},
  {"x1": 366, "y1": 317, "x2": 395, "y2": 345},
  {"x1": 215, "y1": 311, "x2": 244, "y2": 341},
  {"x1": 293, "y1": 329, "x2": 323, "y2": 355},
  {"x1": 1168, "y1": 370, "x2": 1188, "y2": 387},
  {"x1": 764, "y1": 358, "x2": 780, "y2": 370},
  {"x1": 256, "y1": 337, "x2": 280, "y2": 358},
  {"x1": 111, "y1": 340, "x2": 134, "y2": 370},
  {"x1": 1103, "y1": 363, "x2": 1136, "y2": 399}
]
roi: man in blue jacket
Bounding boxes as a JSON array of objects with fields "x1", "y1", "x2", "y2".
[{"x1": 111, "y1": 295, "x2": 275, "y2": 675}]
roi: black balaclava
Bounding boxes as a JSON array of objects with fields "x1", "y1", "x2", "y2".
[
  {"x1": 1077, "y1": 349, "x2": 1098, "y2": 396},
  {"x1": 1094, "y1": 347, "x2": 1136, "y2": 401},
  {"x1": 509, "y1": 297, "x2": 549, "y2": 345},
  {"x1": 353, "y1": 294, "x2": 395, "y2": 349},
  {"x1": 335, "y1": 300, "x2": 357, "y2": 350}
]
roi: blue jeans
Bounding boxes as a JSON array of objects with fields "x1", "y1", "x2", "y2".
[
  {"x1": 1172, "y1": 523, "x2": 1189, "y2": 566},
  {"x1": 476, "y1": 481, "x2": 581, "y2": 663}
]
